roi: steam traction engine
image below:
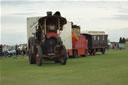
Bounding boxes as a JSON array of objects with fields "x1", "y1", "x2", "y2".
[{"x1": 27, "y1": 11, "x2": 68, "y2": 66}]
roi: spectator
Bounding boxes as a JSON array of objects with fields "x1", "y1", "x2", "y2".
[
  {"x1": 25, "y1": 46, "x2": 27, "y2": 56},
  {"x1": 3, "y1": 45, "x2": 8, "y2": 56},
  {"x1": 119, "y1": 43, "x2": 125, "y2": 50},
  {"x1": 0, "y1": 44, "x2": 2, "y2": 56},
  {"x1": 15, "y1": 44, "x2": 18, "y2": 56},
  {"x1": 22, "y1": 46, "x2": 25, "y2": 56},
  {"x1": 112, "y1": 43, "x2": 115, "y2": 49}
]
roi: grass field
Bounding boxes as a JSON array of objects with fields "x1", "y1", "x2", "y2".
[{"x1": 0, "y1": 44, "x2": 128, "y2": 85}]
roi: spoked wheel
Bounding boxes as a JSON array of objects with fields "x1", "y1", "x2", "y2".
[
  {"x1": 55, "y1": 58, "x2": 59, "y2": 63},
  {"x1": 89, "y1": 50, "x2": 93, "y2": 56},
  {"x1": 28, "y1": 37, "x2": 36, "y2": 64},
  {"x1": 102, "y1": 48, "x2": 106, "y2": 54},
  {"x1": 93, "y1": 49, "x2": 96, "y2": 56},
  {"x1": 81, "y1": 49, "x2": 88, "y2": 57},
  {"x1": 29, "y1": 48, "x2": 36, "y2": 64},
  {"x1": 85, "y1": 50, "x2": 88, "y2": 57},
  {"x1": 89, "y1": 52, "x2": 92, "y2": 56},
  {"x1": 60, "y1": 57, "x2": 66, "y2": 65},
  {"x1": 59, "y1": 45, "x2": 67, "y2": 65},
  {"x1": 36, "y1": 46, "x2": 43, "y2": 66},
  {"x1": 73, "y1": 50, "x2": 78, "y2": 58}
]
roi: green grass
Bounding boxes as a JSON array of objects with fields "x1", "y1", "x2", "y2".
[{"x1": 1, "y1": 44, "x2": 128, "y2": 85}]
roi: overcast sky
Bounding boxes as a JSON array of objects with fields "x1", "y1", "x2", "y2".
[{"x1": 1, "y1": 0, "x2": 128, "y2": 45}]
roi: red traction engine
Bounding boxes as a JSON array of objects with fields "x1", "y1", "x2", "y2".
[{"x1": 28, "y1": 11, "x2": 68, "y2": 66}]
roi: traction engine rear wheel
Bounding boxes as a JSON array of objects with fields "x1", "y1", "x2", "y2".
[
  {"x1": 29, "y1": 49, "x2": 36, "y2": 64},
  {"x1": 28, "y1": 37, "x2": 36, "y2": 64}
]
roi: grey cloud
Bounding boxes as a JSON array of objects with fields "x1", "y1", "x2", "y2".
[
  {"x1": 113, "y1": 15, "x2": 128, "y2": 20},
  {"x1": 106, "y1": 28, "x2": 128, "y2": 42},
  {"x1": 1, "y1": 15, "x2": 26, "y2": 24},
  {"x1": 119, "y1": 9, "x2": 128, "y2": 14},
  {"x1": 11, "y1": 12, "x2": 39, "y2": 15},
  {"x1": 1, "y1": 1, "x2": 128, "y2": 44},
  {"x1": 1, "y1": 31, "x2": 27, "y2": 45},
  {"x1": 117, "y1": 3, "x2": 128, "y2": 14}
]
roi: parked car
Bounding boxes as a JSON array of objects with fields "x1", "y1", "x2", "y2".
[
  {"x1": 118, "y1": 43, "x2": 125, "y2": 49},
  {"x1": 7, "y1": 46, "x2": 16, "y2": 56}
]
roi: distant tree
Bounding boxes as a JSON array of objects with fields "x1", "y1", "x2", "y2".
[
  {"x1": 126, "y1": 38, "x2": 128, "y2": 42},
  {"x1": 122, "y1": 37, "x2": 126, "y2": 43},
  {"x1": 119, "y1": 37, "x2": 123, "y2": 43}
]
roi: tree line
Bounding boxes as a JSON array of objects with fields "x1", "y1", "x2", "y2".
[{"x1": 119, "y1": 37, "x2": 127, "y2": 43}]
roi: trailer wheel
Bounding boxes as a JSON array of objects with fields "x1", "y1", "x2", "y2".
[
  {"x1": 93, "y1": 49, "x2": 96, "y2": 56},
  {"x1": 85, "y1": 49, "x2": 88, "y2": 56},
  {"x1": 102, "y1": 48, "x2": 105, "y2": 54},
  {"x1": 89, "y1": 52, "x2": 92, "y2": 56},
  {"x1": 36, "y1": 46, "x2": 43, "y2": 66},
  {"x1": 85, "y1": 53, "x2": 88, "y2": 57},
  {"x1": 85, "y1": 50, "x2": 88, "y2": 57},
  {"x1": 59, "y1": 45, "x2": 67, "y2": 65},
  {"x1": 81, "y1": 49, "x2": 88, "y2": 57},
  {"x1": 73, "y1": 50, "x2": 78, "y2": 58}
]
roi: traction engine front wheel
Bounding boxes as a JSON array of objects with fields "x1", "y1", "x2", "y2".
[
  {"x1": 36, "y1": 46, "x2": 43, "y2": 66},
  {"x1": 59, "y1": 45, "x2": 67, "y2": 65}
]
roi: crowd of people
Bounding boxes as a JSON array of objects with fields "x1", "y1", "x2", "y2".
[
  {"x1": 108, "y1": 42, "x2": 125, "y2": 50},
  {"x1": 0, "y1": 42, "x2": 125, "y2": 57},
  {"x1": 0, "y1": 44, "x2": 28, "y2": 57}
]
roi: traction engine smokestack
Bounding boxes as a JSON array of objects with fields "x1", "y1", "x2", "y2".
[{"x1": 47, "y1": 11, "x2": 52, "y2": 16}]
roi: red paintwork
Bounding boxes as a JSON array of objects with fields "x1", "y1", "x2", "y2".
[
  {"x1": 75, "y1": 35, "x2": 88, "y2": 55},
  {"x1": 67, "y1": 49, "x2": 72, "y2": 56},
  {"x1": 67, "y1": 35, "x2": 88, "y2": 56},
  {"x1": 75, "y1": 35, "x2": 88, "y2": 50},
  {"x1": 77, "y1": 49, "x2": 85, "y2": 55},
  {"x1": 72, "y1": 37, "x2": 77, "y2": 48},
  {"x1": 46, "y1": 32, "x2": 58, "y2": 39}
]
